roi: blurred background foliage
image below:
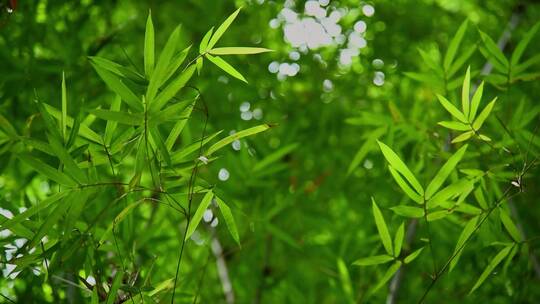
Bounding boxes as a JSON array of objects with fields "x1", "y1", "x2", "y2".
[{"x1": 1, "y1": 0, "x2": 540, "y2": 303}]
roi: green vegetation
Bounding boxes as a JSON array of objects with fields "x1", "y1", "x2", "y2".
[{"x1": 0, "y1": 1, "x2": 539, "y2": 303}]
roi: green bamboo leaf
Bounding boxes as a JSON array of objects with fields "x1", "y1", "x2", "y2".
[
  {"x1": 162, "y1": 46, "x2": 191, "y2": 85},
  {"x1": 428, "y1": 179, "x2": 474, "y2": 209},
  {"x1": 499, "y1": 209, "x2": 521, "y2": 242},
  {"x1": 106, "y1": 271, "x2": 123, "y2": 304},
  {"x1": 0, "y1": 191, "x2": 69, "y2": 230},
  {"x1": 27, "y1": 193, "x2": 74, "y2": 249},
  {"x1": 377, "y1": 141, "x2": 424, "y2": 195},
  {"x1": 208, "y1": 47, "x2": 273, "y2": 55},
  {"x1": 88, "y1": 56, "x2": 143, "y2": 81},
  {"x1": 151, "y1": 64, "x2": 196, "y2": 112},
  {"x1": 353, "y1": 255, "x2": 394, "y2": 266},
  {"x1": 0, "y1": 113, "x2": 18, "y2": 138},
  {"x1": 206, "y1": 124, "x2": 271, "y2": 156},
  {"x1": 461, "y1": 66, "x2": 471, "y2": 117},
  {"x1": 165, "y1": 103, "x2": 195, "y2": 150},
  {"x1": 472, "y1": 97, "x2": 497, "y2": 130},
  {"x1": 337, "y1": 258, "x2": 355, "y2": 303},
  {"x1": 438, "y1": 121, "x2": 470, "y2": 131},
  {"x1": 390, "y1": 205, "x2": 424, "y2": 218},
  {"x1": 36, "y1": 99, "x2": 63, "y2": 143},
  {"x1": 347, "y1": 127, "x2": 386, "y2": 175},
  {"x1": 452, "y1": 130, "x2": 474, "y2": 143},
  {"x1": 144, "y1": 11, "x2": 155, "y2": 78},
  {"x1": 215, "y1": 196, "x2": 240, "y2": 245},
  {"x1": 253, "y1": 143, "x2": 299, "y2": 172},
  {"x1": 448, "y1": 45, "x2": 477, "y2": 78},
  {"x1": 404, "y1": 247, "x2": 424, "y2": 264},
  {"x1": 444, "y1": 20, "x2": 468, "y2": 71},
  {"x1": 469, "y1": 245, "x2": 513, "y2": 294},
  {"x1": 511, "y1": 21, "x2": 540, "y2": 67},
  {"x1": 99, "y1": 200, "x2": 143, "y2": 245},
  {"x1": 88, "y1": 109, "x2": 143, "y2": 126},
  {"x1": 196, "y1": 57, "x2": 203, "y2": 75},
  {"x1": 425, "y1": 145, "x2": 468, "y2": 199},
  {"x1": 372, "y1": 198, "x2": 393, "y2": 256},
  {"x1": 61, "y1": 72, "x2": 67, "y2": 141},
  {"x1": 147, "y1": 25, "x2": 182, "y2": 103},
  {"x1": 394, "y1": 222, "x2": 405, "y2": 257},
  {"x1": 372, "y1": 261, "x2": 402, "y2": 294},
  {"x1": 149, "y1": 99, "x2": 192, "y2": 127},
  {"x1": 450, "y1": 216, "x2": 478, "y2": 271},
  {"x1": 149, "y1": 127, "x2": 171, "y2": 166},
  {"x1": 104, "y1": 95, "x2": 122, "y2": 145},
  {"x1": 49, "y1": 137, "x2": 87, "y2": 183},
  {"x1": 19, "y1": 155, "x2": 76, "y2": 186},
  {"x1": 205, "y1": 54, "x2": 247, "y2": 83},
  {"x1": 513, "y1": 53, "x2": 540, "y2": 75},
  {"x1": 91, "y1": 64, "x2": 143, "y2": 112},
  {"x1": 207, "y1": 7, "x2": 242, "y2": 50},
  {"x1": 426, "y1": 210, "x2": 450, "y2": 221},
  {"x1": 469, "y1": 81, "x2": 484, "y2": 121},
  {"x1": 170, "y1": 131, "x2": 222, "y2": 163},
  {"x1": 479, "y1": 30, "x2": 509, "y2": 70},
  {"x1": 388, "y1": 166, "x2": 423, "y2": 203},
  {"x1": 199, "y1": 27, "x2": 214, "y2": 54},
  {"x1": 185, "y1": 191, "x2": 214, "y2": 241},
  {"x1": 436, "y1": 94, "x2": 468, "y2": 123},
  {"x1": 43, "y1": 104, "x2": 103, "y2": 145}
]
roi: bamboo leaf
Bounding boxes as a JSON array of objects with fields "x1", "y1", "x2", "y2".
[
  {"x1": 499, "y1": 209, "x2": 521, "y2": 242},
  {"x1": 448, "y1": 45, "x2": 477, "y2": 78},
  {"x1": 199, "y1": 27, "x2": 214, "y2": 53},
  {"x1": 43, "y1": 104, "x2": 103, "y2": 145},
  {"x1": 91, "y1": 64, "x2": 143, "y2": 112},
  {"x1": 450, "y1": 216, "x2": 478, "y2": 271},
  {"x1": 377, "y1": 141, "x2": 424, "y2": 195},
  {"x1": 425, "y1": 145, "x2": 468, "y2": 199},
  {"x1": 469, "y1": 245, "x2": 513, "y2": 294},
  {"x1": 185, "y1": 191, "x2": 214, "y2": 241},
  {"x1": 165, "y1": 103, "x2": 195, "y2": 150},
  {"x1": 428, "y1": 179, "x2": 474, "y2": 209},
  {"x1": 438, "y1": 121, "x2": 470, "y2": 131},
  {"x1": 149, "y1": 127, "x2": 171, "y2": 166},
  {"x1": 88, "y1": 109, "x2": 143, "y2": 126},
  {"x1": 444, "y1": 20, "x2": 468, "y2": 71},
  {"x1": 461, "y1": 66, "x2": 471, "y2": 117},
  {"x1": 472, "y1": 97, "x2": 497, "y2": 130},
  {"x1": 206, "y1": 124, "x2": 271, "y2": 156},
  {"x1": 469, "y1": 81, "x2": 484, "y2": 121},
  {"x1": 394, "y1": 222, "x2": 405, "y2": 257},
  {"x1": 144, "y1": 11, "x2": 155, "y2": 78},
  {"x1": 215, "y1": 196, "x2": 240, "y2": 245},
  {"x1": 147, "y1": 25, "x2": 182, "y2": 103},
  {"x1": 479, "y1": 30, "x2": 509, "y2": 70},
  {"x1": 205, "y1": 54, "x2": 247, "y2": 83},
  {"x1": 106, "y1": 271, "x2": 123, "y2": 304},
  {"x1": 253, "y1": 143, "x2": 299, "y2": 172},
  {"x1": 353, "y1": 255, "x2": 394, "y2": 266},
  {"x1": 390, "y1": 205, "x2": 424, "y2": 218},
  {"x1": 427, "y1": 210, "x2": 450, "y2": 221},
  {"x1": 208, "y1": 47, "x2": 273, "y2": 55},
  {"x1": 0, "y1": 191, "x2": 69, "y2": 230},
  {"x1": 404, "y1": 247, "x2": 424, "y2": 264},
  {"x1": 162, "y1": 46, "x2": 191, "y2": 85},
  {"x1": 337, "y1": 258, "x2": 355, "y2": 303},
  {"x1": 207, "y1": 7, "x2": 242, "y2": 50},
  {"x1": 372, "y1": 261, "x2": 402, "y2": 294},
  {"x1": 19, "y1": 155, "x2": 76, "y2": 186},
  {"x1": 452, "y1": 130, "x2": 474, "y2": 143},
  {"x1": 104, "y1": 95, "x2": 122, "y2": 145},
  {"x1": 372, "y1": 198, "x2": 393, "y2": 256},
  {"x1": 27, "y1": 193, "x2": 74, "y2": 249},
  {"x1": 511, "y1": 21, "x2": 540, "y2": 67},
  {"x1": 387, "y1": 166, "x2": 423, "y2": 203},
  {"x1": 61, "y1": 72, "x2": 67, "y2": 141},
  {"x1": 436, "y1": 94, "x2": 468, "y2": 123},
  {"x1": 151, "y1": 64, "x2": 196, "y2": 112}
]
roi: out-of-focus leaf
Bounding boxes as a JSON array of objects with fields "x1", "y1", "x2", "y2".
[{"x1": 469, "y1": 245, "x2": 513, "y2": 294}]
